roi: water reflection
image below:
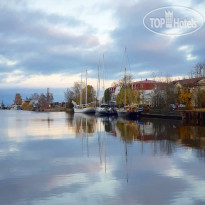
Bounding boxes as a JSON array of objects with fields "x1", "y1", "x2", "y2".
[{"x1": 0, "y1": 110, "x2": 205, "y2": 205}]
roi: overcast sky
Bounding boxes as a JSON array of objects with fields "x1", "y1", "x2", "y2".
[{"x1": 0, "y1": 0, "x2": 204, "y2": 104}]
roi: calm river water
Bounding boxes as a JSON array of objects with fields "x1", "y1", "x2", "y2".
[{"x1": 0, "y1": 110, "x2": 205, "y2": 205}]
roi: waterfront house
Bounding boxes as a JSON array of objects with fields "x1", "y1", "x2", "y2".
[
  {"x1": 172, "y1": 77, "x2": 205, "y2": 107},
  {"x1": 109, "y1": 79, "x2": 166, "y2": 106}
]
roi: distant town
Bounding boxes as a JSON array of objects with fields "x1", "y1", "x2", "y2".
[{"x1": 1, "y1": 63, "x2": 205, "y2": 113}]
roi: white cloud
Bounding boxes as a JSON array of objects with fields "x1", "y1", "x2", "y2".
[
  {"x1": 0, "y1": 69, "x2": 113, "y2": 90},
  {"x1": 178, "y1": 45, "x2": 198, "y2": 61},
  {"x1": 0, "y1": 55, "x2": 18, "y2": 66}
]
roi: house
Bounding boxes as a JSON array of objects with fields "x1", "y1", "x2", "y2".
[
  {"x1": 29, "y1": 99, "x2": 39, "y2": 108},
  {"x1": 172, "y1": 77, "x2": 205, "y2": 107},
  {"x1": 172, "y1": 77, "x2": 205, "y2": 91},
  {"x1": 109, "y1": 79, "x2": 166, "y2": 105}
]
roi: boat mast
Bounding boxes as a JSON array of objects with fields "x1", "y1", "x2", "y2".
[
  {"x1": 80, "y1": 71, "x2": 82, "y2": 106},
  {"x1": 98, "y1": 59, "x2": 101, "y2": 106},
  {"x1": 86, "y1": 69, "x2": 87, "y2": 105},
  {"x1": 103, "y1": 54, "x2": 105, "y2": 104},
  {"x1": 124, "y1": 48, "x2": 127, "y2": 108}
]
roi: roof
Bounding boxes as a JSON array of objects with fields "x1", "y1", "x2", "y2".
[
  {"x1": 172, "y1": 77, "x2": 204, "y2": 87},
  {"x1": 109, "y1": 79, "x2": 167, "y2": 91}
]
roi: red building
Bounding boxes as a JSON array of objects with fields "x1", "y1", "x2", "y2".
[{"x1": 109, "y1": 79, "x2": 166, "y2": 105}]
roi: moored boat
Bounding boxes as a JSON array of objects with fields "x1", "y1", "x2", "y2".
[
  {"x1": 73, "y1": 102, "x2": 96, "y2": 113},
  {"x1": 96, "y1": 104, "x2": 117, "y2": 116}
]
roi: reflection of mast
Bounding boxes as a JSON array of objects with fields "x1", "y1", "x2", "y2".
[
  {"x1": 81, "y1": 117, "x2": 84, "y2": 155},
  {"x1": 141, "y1": 122, "x2": 144, "y2": 153},
  {"x1": 104, "y1": 127, "x2": 107, "y2": 173},
  {"x1": 98, "y1": 119, "x2": 102, "y2": 165},
  {"x1": 86, "y1": 118, "x2": 89, "y2": 157},
  {"x1": 124, "y1": 122, "x2": 128, "y2": 183}
]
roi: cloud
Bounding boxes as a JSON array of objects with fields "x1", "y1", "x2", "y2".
[{"x1": 0, "y1": 0, "x2": 204, "y2": 97}]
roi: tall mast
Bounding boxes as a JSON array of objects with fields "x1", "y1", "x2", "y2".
[
  {"x1": 98, "y1": 59, "x2": 101, "y2": 105},
  {"x1": 85, "y1": 69, "x2": 87, "y2": 105},
  {"x1": 124, "y1": 48, "x2": 127, "y2": 107},
  {"x1": 80, "y1": 71, "x2": 82, "y2": 106},
  {"x1": 103, "y1": 54, "x2": 105, "y2": 104}
]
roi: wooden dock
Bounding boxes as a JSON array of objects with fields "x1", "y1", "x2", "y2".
[{"x1": 141, "y1": 109, "x2": 205, "y2": 124}]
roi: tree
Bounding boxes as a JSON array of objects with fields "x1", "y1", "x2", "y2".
[
  {"x1": 21, "y1": 102, "x2": 33, "y2": 110},
  {"x1": 200, "y1": 90, "x2": 205, "y2": 108},
  {"x1": 82, "y1": 85, "x2": 95, "y2": 104},
  {"x1": 38, "y1": 93, "x2": 47, "y2": 107},
  {"x1": 164, "y1": 83, "x2": 178, "y2": 108},
  {"x1": 151, "y1": 88, "x2": 165, "y2": 109},
  {"x1": 14, "y1": 93, "x2": 22, "y2": 105},
  {"x1": 71, "y1": 82, "x2": 95, "y2": 105},
  {"x1": 178, "y1": 89, "x2": 192, "y2": 108},
  {"x1": 64, "y1": 88, "x2": 74, "y2": 103},
  {"x1": 189, "y1": 62, "x2": 205, "y2": 78},
  {"x1": 116, "y1": 86, "x2": 140, "y2": 106},
  {"x1": 30, "y1": 93, "x2": 39, "y2": 100},
  {"x1": 104, "y1": 88, "x2": 111, "y2": 103},
  {"x1": 72, "y1": 82, "x2": 82, "y2": 104},
  {"x1": 64, "y1": 88, "x2": 74, "y2": 108}
]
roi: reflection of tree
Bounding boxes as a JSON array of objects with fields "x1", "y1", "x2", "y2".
[
  {"x1": 179, "y1": 126, "x2": 205, "y2": 150},
  {"x1": 104, "y1": 119, "x2": 112, "y2": 132},
  {"x1": 74, "y1": 116, "x2": 96, "y2": 135},
  {"x1": 116, "y1": 119, "x2": 180, "y2": 155},
  {"x1": 116, "y1": 121, "x2": 140, "y2": 143}
]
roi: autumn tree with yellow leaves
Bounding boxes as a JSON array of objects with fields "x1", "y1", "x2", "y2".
[
  {"x1": 178, "y1": 89, "x2": 192, "y2": 108},
  {"x1": 21, "y1": 102, "x2": 33, "y2": 110},
  {"x1": 116, "y1": 86, "x2": 140, "y2": 106}
]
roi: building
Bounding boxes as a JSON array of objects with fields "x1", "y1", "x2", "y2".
[
  {"x1": 172, "y1": 77, "x2": 205, "y2": 90},
  {"x1": 172, "y1": 77, "x2": 205, "y2": 107},
  {"x1": 109, "y1": 79, "x2": 166, "y2": 105}
]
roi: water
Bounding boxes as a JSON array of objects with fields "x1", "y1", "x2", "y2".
[{"x1": 0, "y1": 110, "x2": 205, "y2": 205}]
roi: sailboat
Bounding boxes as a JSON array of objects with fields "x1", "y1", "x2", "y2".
[
  {"x1": 72, "y1": 70, "x2": 96, "y2": 113},
  {"x1": 96, "y1": 55, "x2": 116, "y2": 116},
  {"x1": 117, "y1": 48, "x2": 143, "y2": 118}
]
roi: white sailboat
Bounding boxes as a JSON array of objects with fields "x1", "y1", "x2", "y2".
[{"x1": 72, "y1": 70, "x2": 95, "y2": 113}]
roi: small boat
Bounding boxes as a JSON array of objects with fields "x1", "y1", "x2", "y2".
[
  {"x1": 117, "y1": 105, "x2": 143, "y2": 118},
  {"x1": 96, "y1": 104, "x2": 117, "y2": 116}
]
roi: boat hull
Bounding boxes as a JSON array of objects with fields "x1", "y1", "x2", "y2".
[
  {"x1": 74, "y1": 107, "x2": 95, "y2": 113},
  {"x1": 96, "y1": 107, "x2": 117, "y2": 116},
  {"x1": 117, "y1": 110, "x2": 142, "y2": 119}
]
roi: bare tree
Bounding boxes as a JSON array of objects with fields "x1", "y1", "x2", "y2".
[
  {"x1": 14, "y1": 93, "x2": 22, "y2": 105},
  {"x1": 64, "y1": 88, "x2": 74, "y2": 103},
  {"x1": 38, "y1": 94, "x2": 47, "y2": 106},
  {"x1": 30, "y1": 93, "x2": 39, "y2": 100}
]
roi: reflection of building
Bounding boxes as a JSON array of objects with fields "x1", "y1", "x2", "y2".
[{"x1": 109, "y1": 79, "x2": 166, "y2": 105}]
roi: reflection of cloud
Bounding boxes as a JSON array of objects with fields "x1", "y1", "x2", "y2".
[
  {"x1": 160, "y1": 155, "x2": 205, "y2": 204},
  {"x1": 7, "y1": 112, "x2": 76, "y2": 142}
]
